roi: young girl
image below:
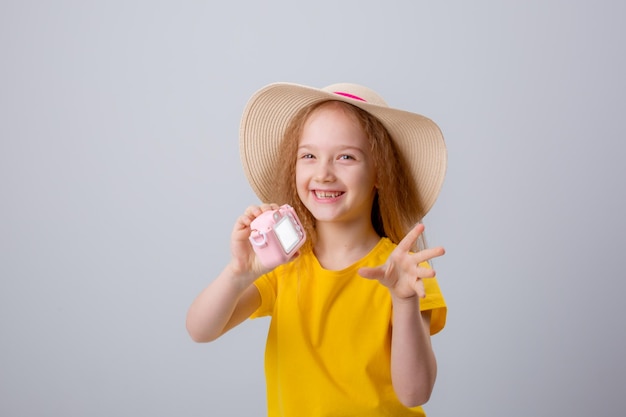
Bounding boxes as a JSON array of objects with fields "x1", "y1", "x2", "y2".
[{"x1": 187, "y1": 82, "x2": 448, "y2": 416}]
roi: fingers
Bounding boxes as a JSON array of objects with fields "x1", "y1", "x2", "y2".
[
  {"x1": 360, "y1": 224, "x2": 445, "y2": 300},
  {"x1": 230, "y1": 203, "x2": 281, "y2": 273},
  {"x1": 412, "y1": 278, "x2": 426, "y2": 299},
  {"x1": 234, "y1": 203, "x2": 280, "y2": 231},
  {"x1": 244, "y1": 203, "x2": 280, "y2": 218},
  {"x1": 242, "y1": 203, "x2": 280, "y2": 223},
  {"x1": 413, "y1": 246, "x2": 446, "y2": 266},
  {"x1": 357, "y1": 265, "x2": 386, "y2": 280},
  {"x1": 396, "y1": 224, "x2": 446, "y2": 265},
  {"x1": 396, "y1": 223, "x2": 425, "y2": 252},
  {"x1": 415, "y1": 264, "x2": 437, "y2": 279}
]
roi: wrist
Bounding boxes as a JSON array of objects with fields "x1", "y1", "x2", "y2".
[
  {"x1": 391, "y1": 293, "x2": 420, "y2": 309},
  {"x1": 225, "y1": 262, "x2": 258, "y2": 291}
]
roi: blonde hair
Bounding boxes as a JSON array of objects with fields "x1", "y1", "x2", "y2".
[{"x1": 275, "y1": 100, "x2": 427, "y2": 252}]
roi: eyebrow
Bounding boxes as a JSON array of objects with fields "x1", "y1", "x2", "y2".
[{"x1": 297, "y1": 144, "x2": 366, "y2": 154}]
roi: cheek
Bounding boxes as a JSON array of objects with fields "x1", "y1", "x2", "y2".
[
  {"x1": 295, "y1": 165, "x2": 307, "y2": 194},
  {"x1": 368, "y1": 165, "x2": 378, "y2": 189},
  {"x1": 356, "y1": 166, "x2": 377, "y2": 189}
]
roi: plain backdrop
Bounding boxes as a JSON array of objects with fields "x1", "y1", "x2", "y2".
[{"x1": 1, "y1": 1, "x2": 625, "y2": 416}]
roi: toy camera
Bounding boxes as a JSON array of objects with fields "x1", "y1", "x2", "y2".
[{"x1": 249, "y1": 204, "x2": 306, "y2": 269}]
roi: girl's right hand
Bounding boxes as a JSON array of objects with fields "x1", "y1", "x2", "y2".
[{"x1": 228, "y1": 203, "x2": 280, "y2": 285}]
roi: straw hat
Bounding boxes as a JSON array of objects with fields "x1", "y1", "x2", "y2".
[{"x1": 239, "y1": 82, "x2": 447, "y2": 219}]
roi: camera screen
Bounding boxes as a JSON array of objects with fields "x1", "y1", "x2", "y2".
[{"x1": 274, "y1": 216, "x2": 300, "y2": 253}]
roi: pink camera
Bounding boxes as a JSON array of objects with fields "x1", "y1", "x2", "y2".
[{"x1": 249, "y1": 204, "x2": 306, "y2": 269}]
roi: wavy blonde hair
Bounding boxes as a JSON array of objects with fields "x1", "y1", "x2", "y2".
[{"x1": 275, "y1": 100, "x2": 427, "y2": 253}]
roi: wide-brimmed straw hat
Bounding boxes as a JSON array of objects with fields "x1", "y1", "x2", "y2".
[{"x1": 239, "y1": 82, "x2": 447, "y2": 219}]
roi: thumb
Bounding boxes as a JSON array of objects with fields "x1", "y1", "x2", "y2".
[{"x1": 358, "y1": 265, "x2": 386, "y2": 281}]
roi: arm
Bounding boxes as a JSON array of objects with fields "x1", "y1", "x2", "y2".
[
  {"x1": 186, "y1": 265, "x2": 261, "y2": 342},
  {"x1": 390, "y1": 300, "x2": 436, "y2": 407},
  {"x1": 185, "y1": 204, "x2": 278, "y2": 343},
  {"x1": 358, "y1": 223, "x2": 445, "y2": 407}
]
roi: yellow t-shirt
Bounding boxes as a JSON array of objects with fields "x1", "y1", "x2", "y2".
[{"x1": 251, "y1": 237, "x2": 447, "y2": 417}]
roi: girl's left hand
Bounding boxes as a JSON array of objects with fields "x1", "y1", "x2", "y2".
[{"x1": 358, "y1": 224, "x2": 445, "y2": 300}]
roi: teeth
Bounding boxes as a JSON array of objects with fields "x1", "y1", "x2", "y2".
[{"x1": 315, "y1": 191, "x2": 342, "y2": 198}]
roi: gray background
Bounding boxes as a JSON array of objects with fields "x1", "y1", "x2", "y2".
[{"x1": 1, "y1": 1, "x2": 624, "y2": 416}]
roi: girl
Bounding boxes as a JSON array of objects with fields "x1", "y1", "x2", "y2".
[{"x1": 187, "y1": 82, "x2": 448, "y2": 416}]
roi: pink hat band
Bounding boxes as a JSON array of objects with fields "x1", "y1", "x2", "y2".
[{"x1": 333, "y1": 91, "x2": 366, "y2": 102}]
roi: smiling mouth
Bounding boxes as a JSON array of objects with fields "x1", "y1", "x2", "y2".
[{"x1": 314, "y1": 190, "x2": 344, "y2": 199}]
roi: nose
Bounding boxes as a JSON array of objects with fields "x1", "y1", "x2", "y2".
[{"x1": 313, "y1": 159, "x2": 335, "y2": 183}]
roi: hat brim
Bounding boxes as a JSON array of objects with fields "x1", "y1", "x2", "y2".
[{"x1": 239, "y1": 82, "x2": 447, "y2": 220}]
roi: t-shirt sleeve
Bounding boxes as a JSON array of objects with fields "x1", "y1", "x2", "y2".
[
  {"x1": 419, "y1": 262, "x2": 447, "y2": 335},
  {"x1": 249, "y1": 271, "x2": 278, "y2": 319}
]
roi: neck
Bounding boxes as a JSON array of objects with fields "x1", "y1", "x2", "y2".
[{"x1": 313, "y1": 220, "x2": 381, "y2": 270}]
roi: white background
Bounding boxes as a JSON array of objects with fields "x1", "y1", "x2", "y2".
[{"x1": 1, "y1": 1, "x2": 625, "y2": 416}]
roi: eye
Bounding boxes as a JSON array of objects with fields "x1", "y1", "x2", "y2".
[
  {"x1": 300, "y1": 153, "x2": 315, "y2": 159},
  {"x1": 338, "y1": 154, "x2": 355, "y2": 161}
]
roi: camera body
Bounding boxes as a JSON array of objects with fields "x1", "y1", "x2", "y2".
[{"x1": 249, "y1": 204, "x2": 307, "y2": 269}]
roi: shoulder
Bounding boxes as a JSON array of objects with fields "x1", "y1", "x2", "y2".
[
  {"x1": 258, "y1": 248, "x2": 317, "y2": 282},
  {"x1": 363, "y1": 237, "x2": 396, "y2": 264}
]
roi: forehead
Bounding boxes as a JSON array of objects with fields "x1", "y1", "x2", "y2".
[
  {"x1": 300, "y1": 102, "x2": 366, "y2": 142},
  {"x1": 308, "y1": 100, "x2": 361, "y2": 123}
]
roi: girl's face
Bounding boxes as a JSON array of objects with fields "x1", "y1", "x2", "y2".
[{"x1": 295, "y1": 103, "x2": 377, "y2": 225}]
